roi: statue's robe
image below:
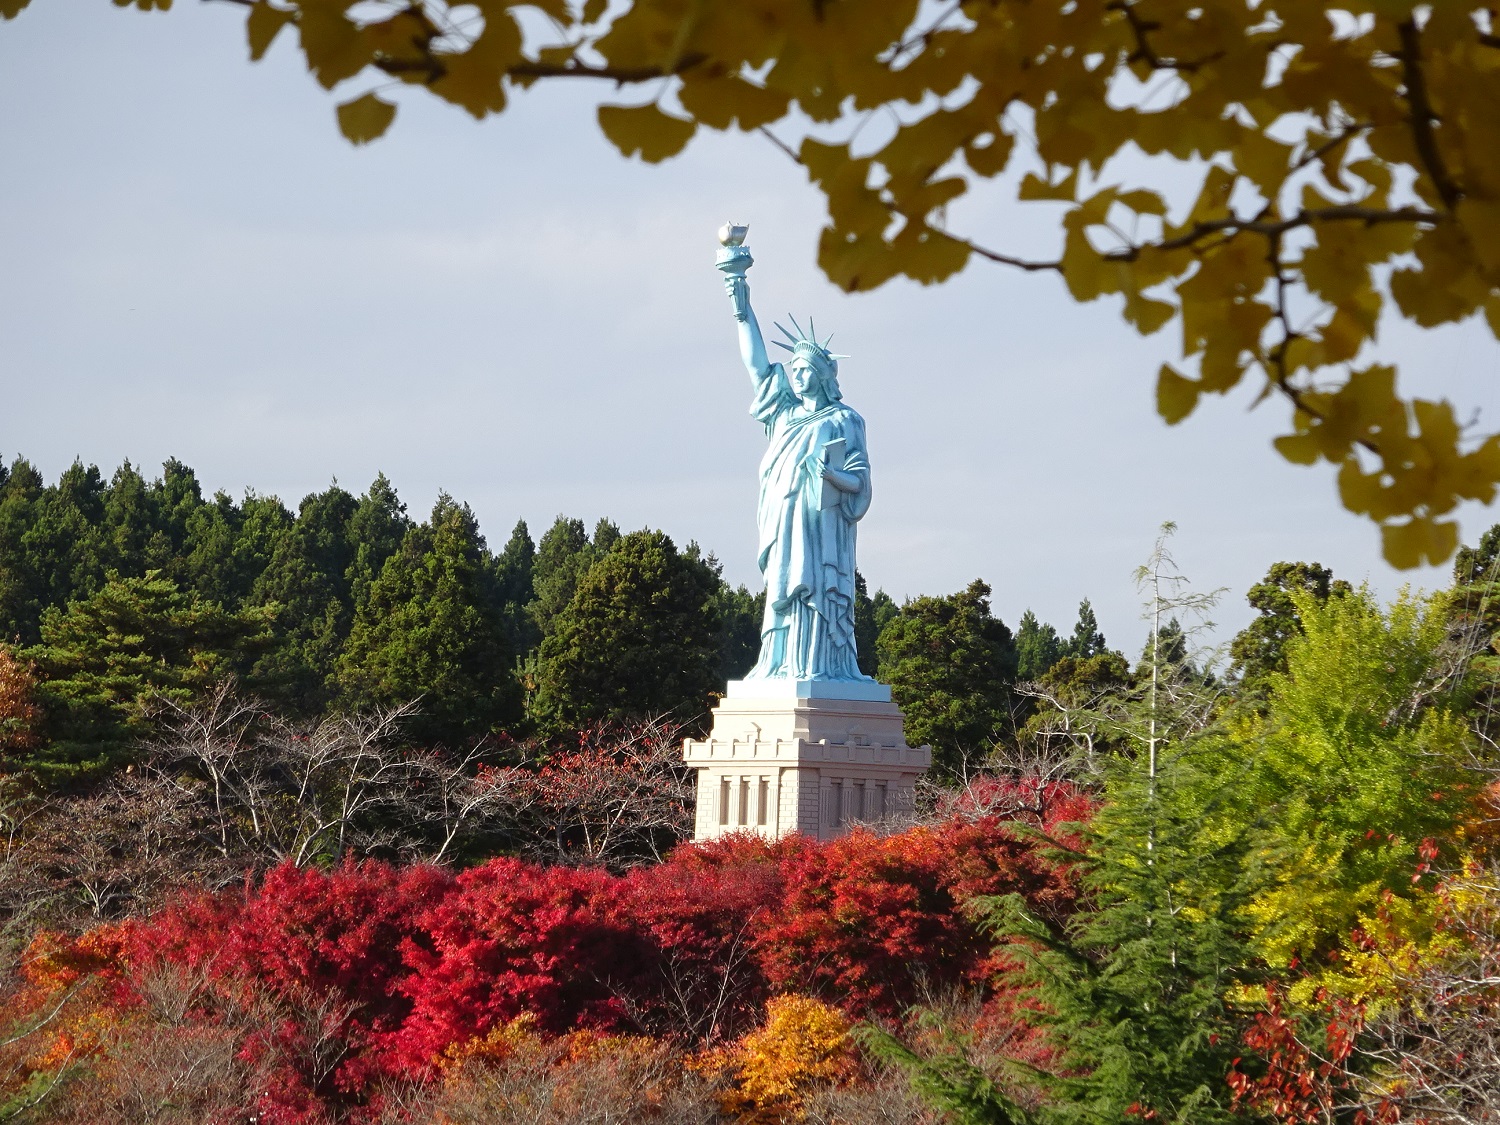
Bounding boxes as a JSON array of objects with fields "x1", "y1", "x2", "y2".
[{"x1": 748, "y1": 363, "x2": 873, "y2": 681}]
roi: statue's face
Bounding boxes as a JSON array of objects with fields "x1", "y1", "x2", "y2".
[{"x1": 788, "y1": 358, "x2": 818, "y2": 399}]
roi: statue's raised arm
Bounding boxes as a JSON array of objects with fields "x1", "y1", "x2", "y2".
[
  {"x1": 714, "y1": 223, "x2": 875, "y2": 685},
  {"x1": 716, "y1": 223, "x2": 772, "y2": 383}
]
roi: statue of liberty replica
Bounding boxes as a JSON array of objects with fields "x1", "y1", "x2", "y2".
[
  {"x1": 683, "y1": 225, "x2": 930, "y2": 841},
  {"x1": 718, "y1": 223, "x2": 873, "y2": 683}
]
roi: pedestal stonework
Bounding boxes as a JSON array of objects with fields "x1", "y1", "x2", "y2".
[{"x1": 683, "y1": 679, "x2": 932, "y2": 841}]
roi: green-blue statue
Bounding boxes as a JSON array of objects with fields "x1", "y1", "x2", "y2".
[{"x1": 717, "y1": 224, "x2": 875, "y2": 683}]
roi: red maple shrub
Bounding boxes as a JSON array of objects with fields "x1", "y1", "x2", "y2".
[
  {"x1": 0, "y1": 789, "x2": 1090, "y2": 1121},
  {"x1": 754, "y1": 811, "x2": 1080, "y2": 1017},
  {"x1": 392, "y1": 858, "x2": 649, "y2": 1075}
]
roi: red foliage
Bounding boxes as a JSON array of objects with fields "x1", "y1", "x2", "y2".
[
  {"x1": 755, "y1": 814, "x2": 1079, "y2": 1016},
  {"x1": 392, "y1": 858, "x2": 649, "y2": 1075},
  {"x1": 20, "y1": 792, "x2": 1091, "y2": 1121},
  {"x1": 1227, "y1": 984, "x2": 1394, "y2": 1125}
]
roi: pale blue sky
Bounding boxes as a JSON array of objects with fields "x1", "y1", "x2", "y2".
[{"x1": 2, "y1": 2, "x2": 1497, "y2": 656}]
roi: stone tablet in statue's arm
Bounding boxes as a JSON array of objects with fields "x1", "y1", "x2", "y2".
[
  {"x1": 818, "y1": 439, "x2": 846, "y2": 509},
  {"x1": 819, "y1": 438, "x2": 846, "y2": 509}
]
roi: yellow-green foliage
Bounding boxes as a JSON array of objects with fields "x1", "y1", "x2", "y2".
[{"x1": 1208, "y1": 586, "x2": 1476, "y2": 985}]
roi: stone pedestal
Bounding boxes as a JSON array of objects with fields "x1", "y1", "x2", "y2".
[{"x1": 683, "y1": 679, "x2": 932, "y2": 841}]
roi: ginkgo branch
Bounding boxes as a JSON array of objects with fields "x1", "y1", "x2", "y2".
[{"x1": 1397, "y1": 19, "x2": 1463, "y2": 211}]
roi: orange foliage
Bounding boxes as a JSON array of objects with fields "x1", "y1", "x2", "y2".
[
  {"x1": 703, "y1": 995, "x2": 858, "y2": 1123},
  {"x1": 0, "y1": 645, "x2": 41, "y2": 757}
]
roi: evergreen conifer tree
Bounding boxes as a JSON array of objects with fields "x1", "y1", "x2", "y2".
[
  {"x1": 335, "y1": 495, "x2": 518, "y2": 744},
  {"x1": 99, "y1": 460, "x2": 155, "y2": 579},
  {"x1": 1065, "y1": 599, "x2": 1107, "y2": 659},
  {"x1": 853, "y1": 572, "x2": 899, "y2": 678},
  {"x1": 248, "y1": 485, "x2": 360, "y2": 712},
  {"x1": 1015, "y1": 609, "x2": 1066, "y2": 681},
  {"x1": 528, "y1": 516, "x2": 595, "y2": 640},
  {"x1": 530, "y1": 529, "x2": 721, "y2": 729},
  {"x1": 0, "y1": 458, "x2": 50, "y2": 644},
  {"x1": 876, "y1": 580, "x2": 1018, "y2": 773},
  {"x1": 492, "y1": 518, "x2": 538, "y2": 659},
  {"x1": 344, "y1": 473, "x2": 410, "y2": 613},
  {"x1": 18, "y1": 572, "x2": 276, "y2": 785},
  {"x1": 870, "y1": 528, "x2": 1251, "y2": 1123},
  {"x1": 1227, "y1": 561, "x2": 1349, "y2": 697}
]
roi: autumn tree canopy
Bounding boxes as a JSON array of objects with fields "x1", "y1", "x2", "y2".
[{"x1": 8, "y1": 0, "x2": 1497, "y2": 566}]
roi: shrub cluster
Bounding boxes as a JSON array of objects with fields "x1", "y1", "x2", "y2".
[{"x1": 0, "y1": 792, "x2": 1085, "y2": 1122}]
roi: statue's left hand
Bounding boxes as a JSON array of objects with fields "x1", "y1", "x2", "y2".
[{"x1": 819, "y1": 464, "x2": 861, "y2": 493}]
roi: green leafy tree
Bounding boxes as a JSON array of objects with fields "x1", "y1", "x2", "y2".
[
  {"x1": 530, "y1": 529, "x2": 722, "y2": 729},
  {"x1": 874, "y1": 535, "x2": 1251, "y2": 1124},
  {"x1": 1454, "y1": 521, "x2": 1500, "y2": 586},
  {"x1": 1015, "y1": 609, "x2": 1066, "y2": 682},
  {"x1": 980, "y1": 753, "x2": 1257, "y2": 1124},
  {"x1": 336, "y1": 495, "x2": 518, "y2": 744},
  {"x1": 16, "y1": 573, "x2": 275, "y2": 786},
  {"x1": 1208, "y1": 585, "x2": 1476, "y2": 976},
  {"x1": 876, "y1": 580, "x2": 1018, "y2": 773},
  {"x1": 1228, "y1": 561, "x2": 1351, "y2": 697}
]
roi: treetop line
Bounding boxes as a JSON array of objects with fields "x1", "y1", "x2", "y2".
[
  {"x1": 0, "y1": 452, "x2": 1163, "y2": 785},
  {"x1": 7, "y1": 0, "x2": 1496, "y2": 567}
]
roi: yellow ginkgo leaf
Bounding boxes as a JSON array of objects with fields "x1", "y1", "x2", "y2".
[
  {"x1": 1275, "y1": 432, "x2": 1323, "y2": 467},
  {"x1": 0, "y1": 0, "x2": 33, "y2": 19},
  {"x1": 247, "y1": 2, "x2": 294, "y2": 62},
  {"x1": 597, "y1": 103, "x2": 696, "y2": 163},
  {"x1": 336, "y1": 92, "x2": 397, "y2": 145},
  {"x1": 1156, "y1": 364, "x2": 1200, "y2": 425},
  {"x1": 1382, "y1": 517, "x2": 1459, "y2": 570}
]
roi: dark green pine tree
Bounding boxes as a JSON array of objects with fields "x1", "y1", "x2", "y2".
[
  {"x1": 1065, "y1": 598, "x2": 1108, "y2": 659},
  {"x1": 715, "y1": 581, "x2": 764, "y2": 683},
  {"x1": 591, "y1": 517, "x2": 621, "y2": 555},
  {"x1": 854, "y1": 571, "x2": 898, "y2": 677},
  {"x1": 230, "y1": 491, "x2": 295, "y2": 601},
  {"x1": 180, "y1": 492, "x2": 244, "y2": 605},
  {"x1": 19, "y1": 572, "x2": 276, "y2": 787},
  {"x1": 0, "y1": 458, "x2": 113, "y2": 645},
  {"x1": 530, "y1": 529, "x2": 722, "y2": 729},
  {"x1": 528, "y1": 516, "x2": 596, "y2": 640},
  {"x1": 335, "y1": 495, "x2": 518, "y2": 744},
  {"x1": 681, "y1": 541, "x2": 762, "y2": 685},
  {"x1": 22, "y1": 461, "x2": 111, "y2": 622},
  {"x1": 142, "y1": 458, "x2": 208, "y2": 580},
  {"x1": 98, "y1": 461, "x2": 156, "y2": 579},
  {"x1": 343, "y1": 473, "x2": 411, "y2": 615},
  {"x1": 1015, "y1": 609, "x2": 1066, "y2": 681},
  {"x1": 1228, "y1": 561, "x2": 1349, "y2": 698},
  {"x1": 246, "y1": 485, "x2": 360, "y2": 713},
  {"x1": 0, "y1": 459, "x2": 51, "y2": 644},
  {"x1": 491, "y1": 518, "x2": 539, "y2": 659},
  {"x1": 875, "y1": 580, "x2": 1018, "y2": 774}
]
